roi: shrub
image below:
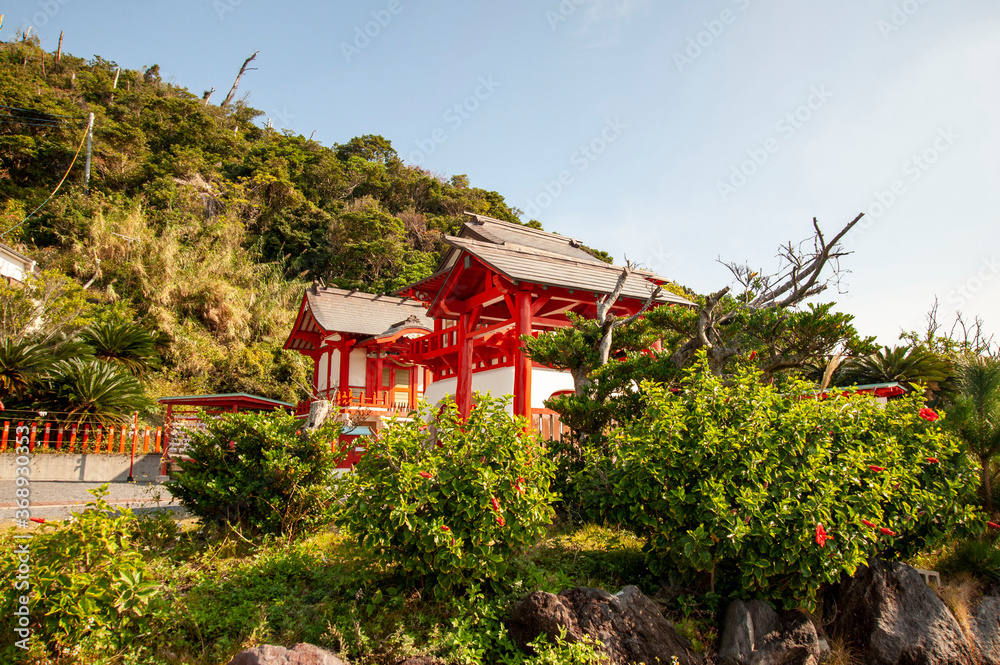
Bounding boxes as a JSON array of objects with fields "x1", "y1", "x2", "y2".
[
  {"x1": 337, "y1": 395, "x2": 556, "y2": 597},
  {"x1": 608, "y1": 355, "x2": 982, "y2": 610},
  {"x1": 168, "y1": 409, "x2": 341, "y2": 537},
  {"x1": 0, "y1": 487, "x2": 167, "y2": 663}
]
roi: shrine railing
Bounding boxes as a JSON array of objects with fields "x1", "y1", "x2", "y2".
[
  {"x1": 0, "y1": 420, "x2": 164, "y2": 455},
  {"x1": 295, "y1": 390, "x2": 413, "y2": 416}
]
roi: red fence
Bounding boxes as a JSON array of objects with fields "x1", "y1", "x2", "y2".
[{"x1": 0, "y1": 420, "x2": 164, "y2": 455}]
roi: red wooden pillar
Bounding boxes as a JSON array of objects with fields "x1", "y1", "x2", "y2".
[
  {"x1": 311, "y1": 351, "x2": 321, "y2": 396},
  {"x1": 408, "y1": 365, "x2": 418, "y2": 408},
  {"x1": 456, "y1": 311, "x2": 473, "y2": 418},
  {"x1": 374, "y1": 348, "x2": 384, "y2": 405},
  {"x1": 326, "y1": 345, "x2": 333, "y2": 399},
  {"x1": 513, "y1": 289, "x2": 533, "y2": 420},
  {"x1": 339, "y1": 340, "x2": 352, "y2": 404}
]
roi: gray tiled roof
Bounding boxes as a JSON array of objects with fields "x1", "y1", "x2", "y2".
[
  {"x1": 305, "y1": 288, "x2": 433, "y2": 336},
  {"x1": 443, "y1": 237, "x2": 695, "y2": 306},
  {"x1": 461, "y1": 213, "x2": 607, "y2": 265}
]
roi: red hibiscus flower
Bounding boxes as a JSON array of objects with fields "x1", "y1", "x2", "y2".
[
  {"x1": 869, "y1": 465, "x2": 885, "y2": 473},
  {"x1": 419, "y1": 471, "x2": 432, "y2": 479},
  {"x1": 490, "y1": 497, "x2": 500, "y2": 512},
  {"x1": 919, "y1": 408, "x2": 940, "y2": 422},
  {"x1": 988, "y1": 522, "x2": 1000, "y2": 530},
  {"x1": 496, "y1": 516, "x2": 506, "y2": 527},
  {"x1": 815, "y1": 523, "x2": 831, "y2": 547},
  {"x1": 862, "y1": 519, "x2": 877, "y2": 529},
  {"x1": 441, "y1": 525, "x2": 450, "y2": 532},
  {"x1": 749, "y1": 351, "x2": 758, "y2": 361},
  {"x1": 926, "y1": 457, "x2": 940, "y2": 464},
  {"x1": 880, "y1": 528, "x2": 896, "y2": 536},
  {"x1": 29, "y1": 517, "x2": 45, "y2": 524}
]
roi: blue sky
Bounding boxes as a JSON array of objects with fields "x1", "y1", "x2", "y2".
[{"x1": 9, "y1": 0, "x2": 1000, "y2": 344}]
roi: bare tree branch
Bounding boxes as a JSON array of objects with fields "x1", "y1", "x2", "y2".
[{"x1": 221, "y1": 51, "x2": 258, "y2": 108}]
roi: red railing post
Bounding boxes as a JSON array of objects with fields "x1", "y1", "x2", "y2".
[
  {"x1": 0, "y1": 421, "x2": 8, "y2": 452},
  {"x1": 155, "y1": 427, "x2": 162, "y2": 453},
  {"x1": 95, "y1": 427, "x2": 103, "y2": 454},
  {"x1": 43, "y1": 423, "x2": 51, "y2": 450},
  {"x1": 56, "y1": 425, "x2": 64, "y2": 451},
  {"x1": 143, "y1": 426, "x2": 150, "y2": 454},
  {"x1": 28, "y1": 423, "x2": 36, "y2": 453},
  {"x1": 69, "y1": 425, "x2": 77, "y2": 452}
]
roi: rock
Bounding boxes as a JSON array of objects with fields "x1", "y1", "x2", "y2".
[
  {"x1": 717, "y1": 599, "x2": 822, "y2": 665},
  {"x1": 827, "y1": 559, "x2": 975, "y2": 665},
  {"x1": 509, "y1": 585, "x2": 702, "y2": 665},
  {"x1": 394, "y1": 659, "x2": 443, "y2": 665},
  {"x1": 227, "y1": 643, "x2": 346, "y2": 665},
  {"x1": 972, "y1": 596, "x2": 1000, "y2": 665},
  {"x1": 817, "y1": 636, "x2": 831, "y2": 663}
]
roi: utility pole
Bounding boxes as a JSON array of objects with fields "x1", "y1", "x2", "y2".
[{"x1": 83, "y1": 112, "x2": 94, "y2": 192}]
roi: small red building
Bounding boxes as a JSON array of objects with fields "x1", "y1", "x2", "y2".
[{"x1": 285, "y1": 213, "x2": 693, "y2": 454}]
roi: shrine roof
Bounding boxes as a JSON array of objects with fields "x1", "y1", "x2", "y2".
[
  {"x1": 441, "y1": 236, "x2": 695, "y2": 306},
  {"x1": 285, "y1": 287, "x2": 433, "y2": 351},
  {"x1": 460, "y1": 213, "x2": 606, "y2": 265}
]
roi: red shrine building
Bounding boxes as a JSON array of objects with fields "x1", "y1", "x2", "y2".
[{"x1": 284, "y1": 213, "x2": 693, "y2": 451}]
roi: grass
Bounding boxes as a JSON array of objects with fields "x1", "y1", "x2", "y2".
[{"x1": 2, "y1": 514, "x2": 661, "y2": 665}]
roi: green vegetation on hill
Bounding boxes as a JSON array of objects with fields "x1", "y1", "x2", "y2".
[{"x1": 0, "y1": 36, "x2": 528, "y2": 406}]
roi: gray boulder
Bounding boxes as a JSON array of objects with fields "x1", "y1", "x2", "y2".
[
  {"x1": 227, "y1": 643, "x2": 346, "y2": 665},
  {"x1": 827, "y1": 559, "x2": 975, "y2": 665},
  {"x1": 509, "y1": 585, "x2": 702, "y2": 665},
  {"x1": 972, "y1": 596, "x2": 1000, "y2": 665},
  {"x1": 717, "y1": 599, "x2": 822, "y2": 665}
]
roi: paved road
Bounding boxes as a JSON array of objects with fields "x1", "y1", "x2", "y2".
[{"x1": 0, "y1": 480, "x2": 183, "y2": 522}]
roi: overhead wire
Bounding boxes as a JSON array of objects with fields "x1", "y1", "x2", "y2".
[
  {"x1": 0, "y1": 117, "x2": 91, "y2": 238},
  {"x1": 0, "y1": 104, "x2": 83, "y2": 119}
]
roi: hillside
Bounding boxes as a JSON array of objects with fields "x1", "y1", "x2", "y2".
[{"x1": 0, "y1": 36, "x2": 590, "y2": 407}]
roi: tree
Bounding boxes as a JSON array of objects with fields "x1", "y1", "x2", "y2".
[
  {"x1": 335, "y1": 134, "x2": 399, "y2": 165},
  {"x1": 0, "y1": 339, "x2": 51, "y2": 401},
  {"x1": 36, "y1": 358, "x2": 152, "y2": 428},
  {"x1": 834, "y1": 345, "x2": 954, "y2": 401},
  {"x1": 79, "y1": 319, "x2": 160, "y2": 377},
  {"x1": 947, "y1": 356, "x2": 1000, "y2": 513}
]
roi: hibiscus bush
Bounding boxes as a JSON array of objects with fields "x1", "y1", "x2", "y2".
[
  {"x1": 608, "y1": 354, "x2": 981, "y2": 610},
  {"x1": 168, "y1": 409, "x2": 341, "y2": 538},
  {"x1": 337, "y1": 395, "x2": 556, "y2": 597}
]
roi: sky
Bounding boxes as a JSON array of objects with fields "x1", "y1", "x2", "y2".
[{"x1": 8, "y1": 0, "x2": 1000, "y2": 345}]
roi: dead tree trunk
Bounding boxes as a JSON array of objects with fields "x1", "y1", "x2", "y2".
[
  {"x1": 55, "y1": 30, "x2": 63, "y2": 63},
  {"x1": 202, "y1": 87, "x2": 215, "y2": 105},
  {"x1": 220, "y1": 51, "x2": 258, "y2": 108}
]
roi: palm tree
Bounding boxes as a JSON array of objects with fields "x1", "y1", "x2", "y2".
[
  {"x1": 79, "y1": 320, "x2": 160, "y2": 377},
  {"x1": 948, "y1": 356, "x2": 1000, "y2": 513},
  {"x1": 0, "y1": 338, "x2": 52, "y2": 401},
  {"x1": 837, "y1": 345, "x2": 954, "y2": 401},
  {"x1": 37, "y1": 358, "x2": 152, "y2": 428}
]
